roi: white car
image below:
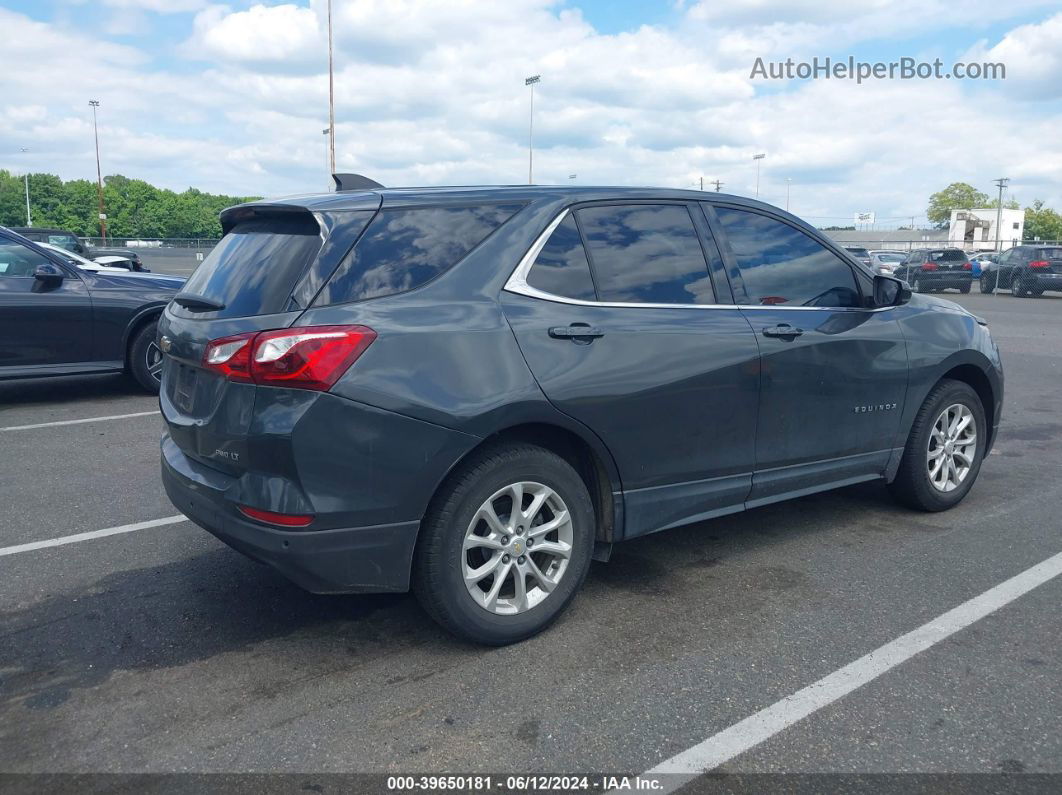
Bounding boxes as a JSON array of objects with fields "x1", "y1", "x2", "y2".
[
  {"x1": 38, "y1": 243, "x2": 138, "y2": 273},
  {"x1": 868, "y1": 250, "x2": 906, "y2": 274}
]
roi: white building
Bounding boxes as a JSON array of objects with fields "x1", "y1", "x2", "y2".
[{"x1": 948, "y1": 208, "x2": 1025, "y2": 251}]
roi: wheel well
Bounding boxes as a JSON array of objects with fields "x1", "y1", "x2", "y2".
[
  {"x1": 433, "y1": 423, "x2": 617, "y2": 543},
  {"x1": 123, "y1": 310, "x2": 161, "y2": 370},
  {"x1": 940, "y1": 364, "x2": 996, "y2": 448}
]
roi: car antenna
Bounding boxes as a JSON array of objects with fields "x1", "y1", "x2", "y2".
[{"x1": 333, "y1": 173, "x2": 385, "y2": 192}]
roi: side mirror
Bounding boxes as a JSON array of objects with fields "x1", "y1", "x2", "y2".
[
  {"x1": 33, "y1": 262, "x2": 65, "y2": 286},
  {"x1": 873, "y1": 274, "x2": 910, "y2": 307}
]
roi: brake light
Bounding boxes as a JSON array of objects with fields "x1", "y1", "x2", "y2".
[
  {"x1": 202, "y1": 325, "x2": 376, "y2": 391},
  {"x1": 921, "y1": 262, "x2": 938, "y2": 271},
  {"x1": 962, "y1": 262, "x2": 973, "y2": 271},
  {"x1": 238, "y1": 505, "x2": 314, "y2": 527},
  {"x1": 1029, "y1": 260, "x2": 1050, "y2": 269},
  {"x1": 203, "y1": 332, "x2": 255, "y2": 382}
]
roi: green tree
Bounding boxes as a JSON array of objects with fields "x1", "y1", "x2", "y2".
[
  {"x1": 927, "y1": 183, "x2": 990, "y2": 227},
  {"x1": 1023, "y1": 200, "x2": 1062, "y2": 242}
]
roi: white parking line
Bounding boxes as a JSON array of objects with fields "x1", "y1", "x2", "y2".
[
  {"x1": 0, "y1": 515, "x2": 187, "y2": 557},
  {"x1": 644, "y1": 549, "x2": 1062, "y2": 790},
  {"x1": 0, "y1": 410, "x2": 160, "y2": 432}
]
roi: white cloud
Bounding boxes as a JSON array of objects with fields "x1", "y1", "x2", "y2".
[{"x1": 187, "y1": 3, "x2": 321, "y2": 63}]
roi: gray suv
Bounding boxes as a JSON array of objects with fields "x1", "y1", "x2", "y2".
[{"x1": 159, "y1": 186, "x2": 1003, "y2": 644}]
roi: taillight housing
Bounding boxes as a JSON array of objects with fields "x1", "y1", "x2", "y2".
[
  {"x1": 962, "y1": 262, "x2": 973, "y2": 271},
  {"x1": 921, "y1": 262, "x2": 938, "y2": 271},
  {"x1": 202, "y1": 325, "x2": 376, "y2": 391},
  {"x1": 1029, "y1": 259, "x2": 1050, "y2": 269},
  {"x1": 238, "y1": 505, "x2": 314, "y2": 527}
]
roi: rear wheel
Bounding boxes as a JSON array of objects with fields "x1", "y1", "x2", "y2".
[
  {"x1": 1012, "y1": 271, "x2": 1026, "y2": 296},
  {"x1": 912, "y1": 277, "x2": 923, "y2": 293},
  {"x1": 979, "y1": 274, "x2": 995, "y2": 294},
  {"x1": 959, "y1": 282, "x2": 972, "y2": 294},
  {"x1": 889, "y1": 379, "x2": 985, "y2": 512},
  {"x1": 128, "y1": 320, "x2": 163, "y2": 393},
  {"x1": 413, "y1": 443, "x2": 594, "y2": 645}
]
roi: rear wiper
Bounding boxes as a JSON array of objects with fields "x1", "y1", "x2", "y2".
[{"x1": 173, "y1": 292, "x2": 225, "y2": 312}]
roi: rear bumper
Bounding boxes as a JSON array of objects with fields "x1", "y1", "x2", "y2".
[
  {"x1": 1030, "y1": 272, "x2": 1062, "y2": 291},
  {"x1": 162, "y1": 435, "x2": 419, "y2": 593},
  {"x1": 916, "y1": 272, "x2": 973, "y2": 288}
]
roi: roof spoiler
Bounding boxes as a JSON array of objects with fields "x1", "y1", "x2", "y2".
[{"x1": 333, "y1": 173, "x2": 385, "y2": 192}]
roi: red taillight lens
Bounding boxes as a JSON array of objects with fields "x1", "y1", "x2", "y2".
[
  {"x1": 962, "y1": 261, "x2": 973, "y2": 271},
  {"x1": 251, "y1": 325, "x2": 376, "y2": 390},
  {"x1": 238, "y1": 505, "x2": 314, "y2": 527},
  {"x1": 202, "y1": 332, "x2": 255, "y2": 382},
  {"x1": 921, "y1": 262, "x2": 938, "y2": 271},
  {"x1": 1029, "y1": 260, "x2": 1050, "y2": 269},
  {"x1": 202, "y1": 325, "x2": 376, "y2": 391}
]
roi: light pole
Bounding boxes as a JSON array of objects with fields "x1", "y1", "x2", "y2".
[
  {"x1": 752, "y1": 153, "x2": 765, "y2": 198},
  {"x1": 20, "y1": 147, "x2": 31, "y2": 226},
  {"x1": 993, "y1": 177, "x2": 1009, "y2": 252},
  {"x1": 88, "y1": 100, "x2": 107, "y2": 243},
  {"x1": 786, "y1": 177, "x2": 791, "y2": 211},
  {"x1": 326, "y1": 0, "x2": 335, "y2": 175},
  {"x1": 525, "y1": 75, "x2": 540, "y2": 184},
  {"x1": 323, "y1": 127, "x2": 331, "y2": 190}
]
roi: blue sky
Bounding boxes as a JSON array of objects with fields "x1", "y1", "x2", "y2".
[{"x1": 1, "y1": 1, "x2": 1060, "y2": 225}]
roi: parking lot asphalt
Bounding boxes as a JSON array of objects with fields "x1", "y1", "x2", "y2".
[{"x1": 1, "y1": 291, "x2": 1059, "y2": 778}]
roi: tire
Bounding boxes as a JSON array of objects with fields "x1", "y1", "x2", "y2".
[
  {"x1": 413, "y1": 443, "x2": 595, "y2": 645},
  {"x1": 128, "y1": 319, "x2": 163, "y2": 393},
  {"x1": 959, "y1": 282, "x2": 971, "y2": 294},
  {"x1": 912, "y1": 278, "x2": 922, "y2": 293},
  {"x1": 889, "y1": 379, "x2": 986, "y2": 512},
  {"x1": 1011, "y1": 272, "x2": 1026, "y2": 297},
  {"x1": 979, "y1": 274, "x2": 994, "y2": 294}
]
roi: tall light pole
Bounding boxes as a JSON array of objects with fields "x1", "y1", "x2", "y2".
[
  {"x1": 20, "y1": 147, "x2": 31, "y2": 226},
  {"x1": 786, "y1": 177, "x2": 792, "y2": 211},
  {"x1": 752, "y1": 153, "x2": 765, "y2": 198},
  {"x1": 993, "y1": 177, "x2": 1009, "y2": 252},
  {"x1": 89, "y1": 100, "x2": 107, "y2": 243},
  {"x1": 525, "y1": 75, "x2": 540, "y2": 184},
  {"x1": 326, "y1": 0, "x2": 335, "y2": 176},
  {"x1": 322, "y1": 128, "x2": 331, "y2": 190}
]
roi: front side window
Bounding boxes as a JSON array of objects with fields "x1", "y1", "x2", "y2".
[
  {"x1": 0, "y1": 239, "x2": 50, "y2": 277},
  {"x1": 525, "y1": 215, "x2": 596, "y2": 300},
  {"x1": 714, "y1": 207, "x2": 860, "y2": 307},
  {"x1": 575, "y1": 204, "x2": 714, "y2": 304},
  {"x1": 315, "y1": 204, "x2": 522, "y2": 306}
]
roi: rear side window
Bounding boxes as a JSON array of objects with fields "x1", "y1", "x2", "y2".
[
  {"x1": 525, "y1": 215, "x2": 597, "y2": 300},
  {"x1": 178, "y1": 214, "x2": 323, "y2": 319},
  {"x1": 314, "y1": 204, "x2": 522, "y2": 306},
  {"x1": 576, "y1": 204, "x2": 714, "y2": 304},
  {"x1": 715, "y1": 207, "x2": 860, "y2": 307}
]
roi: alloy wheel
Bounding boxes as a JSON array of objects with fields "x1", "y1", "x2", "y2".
[
  {"x1": 926, "y1": 403, "x2": 977, "y2": 492},
  {"x1": 462, "y1": 481, "x2": 574, "y2": 615},
  {"x1": 146, "y1": 342, "x2": 163, "y2": 383}
]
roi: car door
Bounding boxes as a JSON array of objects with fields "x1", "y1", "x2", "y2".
[
  {"x1": 705, "y1": 204, "x2": 909, "y2": 507},
  {"x1": 0, "y1": 235, "x2": 93, "y2": 372},
  {"x1": 501, "y1": 201, "x2": 760, "y2": 538}
]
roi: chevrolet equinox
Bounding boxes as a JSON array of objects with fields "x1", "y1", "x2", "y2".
[{"x1": 159, "y1": 186, "x2": 1003, "y2": 644}]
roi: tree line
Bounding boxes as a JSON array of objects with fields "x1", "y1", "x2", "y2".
[
  {"x1": 927, "y1": 182, "x2": 1062, "y2": 241},
  {"x1": 0, "y1": 171, "x2": 259, "y2": 240}
]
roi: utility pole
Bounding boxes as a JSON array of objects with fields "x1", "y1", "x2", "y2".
[
  {"x1": 88, "y1": 100, "x2": 106, "y2": 243},
  {"x1": 993, "y1": 177, "x2": 1009, "y2": 252},
  {"x1": 711, "y1": 179, "x2": 723, "y2": 193},
  {"x1": 699, "y1": 176, "x2": 704, "y2": 191},
  {"x1": 327, "y1": 0, "x2": 336, "y2": 176},
  {"x1": 752, "y1": 153, "x2": 765, "y2": 198},
  {"x1": 525, "y1": 75, "x2": 540, "y2": 184},
  {"x1": 20, "y1": 147, "x2": 31, "y2": 226}
]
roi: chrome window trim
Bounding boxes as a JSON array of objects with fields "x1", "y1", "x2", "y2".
[{"x1": 502, "y1": 207, "x2": 899, "y2": 313}]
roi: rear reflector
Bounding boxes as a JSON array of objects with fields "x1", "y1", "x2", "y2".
[
  {"x1": 238, "y1": 505, "x2": 314, "y2": 527},
  {"x1": 1029, "y1": 260, "x2": 1050, "y2": 269},
  {"x1": 202, "y1": 325, "x2": 376, "y2": 391}
]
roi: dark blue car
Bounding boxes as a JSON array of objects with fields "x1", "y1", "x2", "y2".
[{"x1": 159, "y1": 186, "x2": 1003, "y2": 644}]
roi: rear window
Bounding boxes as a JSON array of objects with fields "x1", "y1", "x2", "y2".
[
  {"x1": 927, "y1": 249, "x2": 966, "y2": 262},
  {"x1": 313, "y1": 204, "x2": 522, "y2": 306},
  {"x1": 1037, "y1": 248, "x2": 1062, "y2": 259},
  {"x1": 845, "y1": 247, "x2": 870, "y2": 257},
  {"x1": 177, "y1": 214, "x2": 323, "y2": 319}
]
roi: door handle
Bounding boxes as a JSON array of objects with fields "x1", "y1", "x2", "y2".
[
  {"x1": 762, "y1": 324, "x2": 803, "y2": 338},
  {"x1": 548, "y1": 324, "x2": 605, "y2": 340}
]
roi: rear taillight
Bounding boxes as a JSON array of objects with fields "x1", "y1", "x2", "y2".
[
  {"x1": 1029, "y1": 260, "x2": 1050, "y2": 269},
  {"x1": 962, "y1": 262, "x2": 973, "y2": 271},
  {"x1": 202, "y1": 325, "x2": 376, "y2": 391},
  {"x1": 238, "y1": 505, "x2": 314, "y2": 527},
  {"x1": 921, "y1": 262, "x2": 938, "y2": 271}
]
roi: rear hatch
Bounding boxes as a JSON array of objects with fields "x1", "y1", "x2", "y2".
[
  {"x1": 158, "y1": 201, "x2": 376, "y2": 476},
  {"x1": 1035, "y1": 247, "x2": 1062, "y2": 274}
]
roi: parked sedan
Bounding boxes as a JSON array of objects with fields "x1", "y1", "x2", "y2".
[
  {"x1": 869, "y1": 250, "x2": 906, "y2": 274},
  {"x1": 158, "y1": 186, "x2": 1002, "y2": 645},
  {"x1": 980, "y1": 245, "x2": 1062, "y2": 296},
  {"x1": 894, "y1": 248, "x2": 974, "y2": 293},
  {"x1": 9, "y1": 227, "x2": 148, "y2": 271},
  {"x1": 844, "y1": 246, "x2": 872, "y2": 266},
  {"x1": 38, "y1": 242, "x2": 137, "y2": 274},
  {"x1": 0, "y1": 227, "x2": 184, "y2": 392}
]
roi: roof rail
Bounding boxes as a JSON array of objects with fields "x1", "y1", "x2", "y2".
[{"x1": 333, "y1": 173, "x2": 385, "y2": 191}]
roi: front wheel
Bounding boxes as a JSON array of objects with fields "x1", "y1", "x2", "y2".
[
  {"x1": 889, "y1": 379, "x2": 986, "y2": 511},
  {"x1": 413, "y1": 444, "x2": 595, "y2": 645},
  {"x1": 1012, "y1": 272, "x2": 1026, "y2": 296},
  {"x1": 912, "y1": 277, "x2": 923, "y2": 293},
  {"x1": 979, "y1": 274, "x2": 995, "y2": 294},
  {"x1": 128, "y1": 320, "x2": 162, "y2": 393}
]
